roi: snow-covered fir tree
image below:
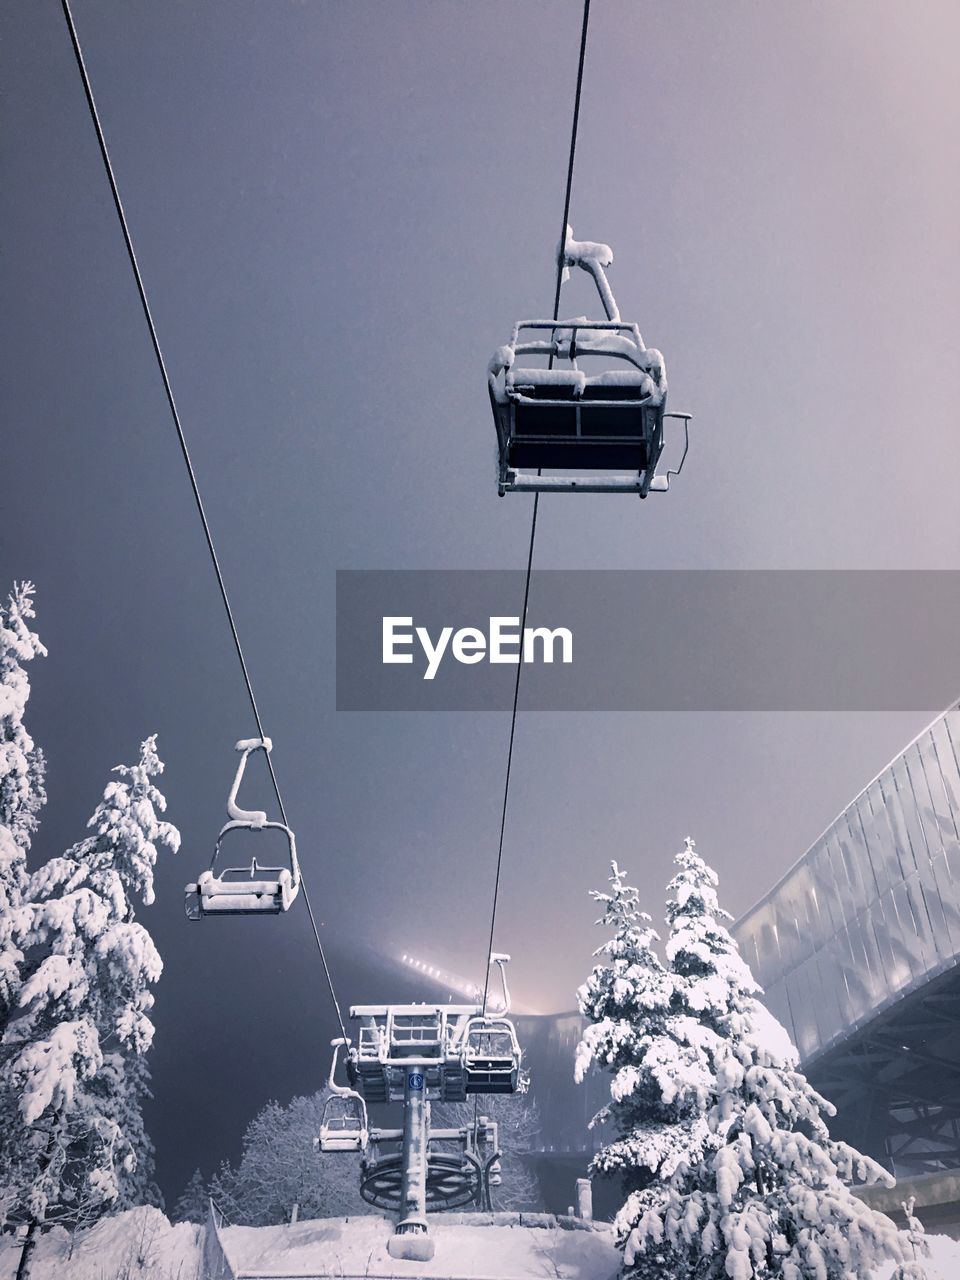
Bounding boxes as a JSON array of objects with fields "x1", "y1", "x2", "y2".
[
  {"x1": 0, "y1": 736, "x2": 179, "y2": 1274},
  {"x1": 94, "y1": 1052, "x2": 163, "y2": 1211},
  {"x1": 0, "y1": 583, "x2": 46, "y2": 1031},
  {"x1": 578, "y1": 841, "x2": 930, "y2": 1280},
  {"x1": 575, "y1": 861, "x2": 717, "y2": 1202},
  {"x1": 172, "y1": 1167, "x2": 209, "y2": 1225}
]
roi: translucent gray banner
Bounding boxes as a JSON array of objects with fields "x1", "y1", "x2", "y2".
[{"x1": 335, "y1": 570, "x2": 956, "y2": 712}]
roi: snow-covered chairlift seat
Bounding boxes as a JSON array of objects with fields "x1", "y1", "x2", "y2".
[
  {"x1": 319, "y1": 1093, "x2": 369, "y2": 1152},
  {"x1": 185, "y1": 827, "x2": 298, "y2": 919},
  {"x1": 184, "y1": 738, "x2": 301, "y2": 920},
  {"x1": 460, "y1": 1016, "x2": 522, "y2": 1095},
  {"x1": 489, "y1": 229, "x2": 692, "y2": 496},
  {"x1": 318, "y1": 1037, "x2": 370, "y2": 1152}
]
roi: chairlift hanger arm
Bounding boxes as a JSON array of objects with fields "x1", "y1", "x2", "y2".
[
  {"x1": 227, "y1": 738, "x2": 272, "y2": 826},
  {"x1": 562, "y1": 228, "x2": 620, "y2": 323},
  {"x1": 327, "y1": 1037, "x2": 352, "y2": 1096},
  {"x1": 486, "y1": 952, "x2": 512, "y2": 1015}
]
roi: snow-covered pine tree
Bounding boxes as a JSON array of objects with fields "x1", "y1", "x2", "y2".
[
  {"x1": 0, "y1": 736, "x2": 179, "y2": 1274},
  {"x1": 172, "y1": 1168, "x2": 209, "y2": 1225},
  {"x1": 581, "y1": 840, "x2": 929, "y2": 1280},
  {"x1": 0, "y1": 583, "x2": 47, "y2": 1031},
  {"x1": 94, "y1": 1052, "x2": 163, "y2": 1211},
  {"x1": 207, "y1": 1158, "x2": 243, "y2": 1226},
  {"x1": 575, "y1": 862, "x2": 717, "y2": 1198}
]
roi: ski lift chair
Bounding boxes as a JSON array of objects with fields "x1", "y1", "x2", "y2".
[
  {"x1": 319, "y1": 1039, "x2": 369, "y2": 1153},
  {"x1": 489, "y1": 228, "x2": 692, "y2": 496},
  {"x1": 463, "y1": 1018, "x2": 522, "y2": 1095},
  {"x1": 184, "y1": 738, "x2": 301, "y2": 920},
  {"x1": 462, "y1": 953, "x2": 522, "y2": 1094}
]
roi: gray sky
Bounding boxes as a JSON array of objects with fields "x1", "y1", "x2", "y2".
[{"x1": 3, "y1": 0, "x2": 958, "y2": 1202}]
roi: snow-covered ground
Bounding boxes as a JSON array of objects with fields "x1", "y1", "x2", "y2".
[
  {"x1": 222, "y1": 1213, "x2": 619, "y2": 1278},
  {"x1": 1, "y1": 1205, "x2": 958, "y2": 1279},
  {"x1": 0, "y1": 1208, "x2": 616, "y2": 1280},
  {"x1": 0, "y1": 1208, "x2": 202, "y2": 1280},
  {"x1": 875, "y1": 1233, "x2": 960, "y2": 1279}
]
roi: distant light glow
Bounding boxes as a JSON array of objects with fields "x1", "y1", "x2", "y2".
[{"x1": 399, "y1": 950, "x2": 478, "y2": 999}]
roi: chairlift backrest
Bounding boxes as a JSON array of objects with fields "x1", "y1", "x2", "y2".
[{"x1": 463, "y1": 1016, "x2": 520, "y2": 1063}]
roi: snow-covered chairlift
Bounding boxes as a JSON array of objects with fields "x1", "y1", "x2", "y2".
[
  {"x1": 319, "y1": 1038, "x2": 369, "y2": 1153},
  {"x1": 460, "y1": 954, "x2": 522, "y2": 1095},
  {"x1": 489, "y1": 229, "x2": 692, "y2": 496},
  {"x1": 345, "y1": 956, "x2": 524, "y2": 1104},
  {"x1": 184, "y1": 738, "x2": 300, "y2": 920},
  {"x1": 462, "y1": 1017, "x2": 522, "y2": 1094}
]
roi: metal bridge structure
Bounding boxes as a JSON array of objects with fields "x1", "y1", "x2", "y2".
[{"x1": 733, "y1": 701, "x2": 960, "y2": 1180}]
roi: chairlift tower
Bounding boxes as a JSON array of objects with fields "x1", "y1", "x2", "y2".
[{"x1": 319, "y1": 955, "x2": 525, "y2": 1262}]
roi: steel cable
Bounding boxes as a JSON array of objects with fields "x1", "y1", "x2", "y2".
[{"x1": 481, "y1": 0, "x2": 592, "y2": 1013}]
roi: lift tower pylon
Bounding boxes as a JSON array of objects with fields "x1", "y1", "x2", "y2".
[{"x1": 320, "y1": 956, "x2": 525, "y2": 1260}]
